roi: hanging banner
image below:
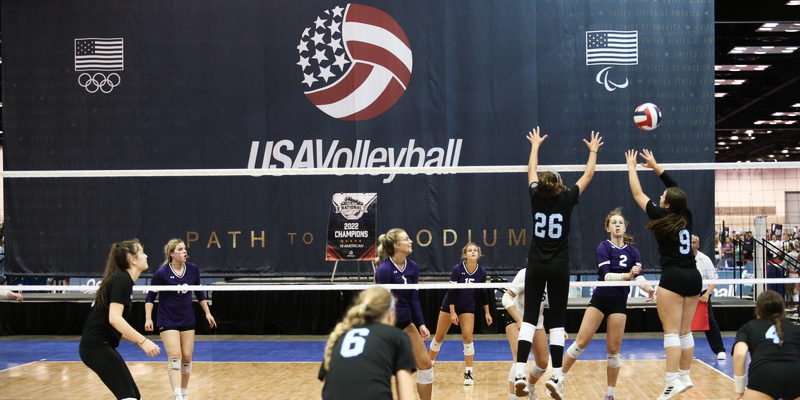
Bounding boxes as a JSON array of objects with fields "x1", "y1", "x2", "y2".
[
  {"x1": 326, "y1": 193, "x2": 378, "y2": 261},
  {"x1": 2, "y1": 1, "x2": 715, "y2": 277}
]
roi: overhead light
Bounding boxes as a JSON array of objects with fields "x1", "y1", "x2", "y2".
[
  {"x1": 754, "y1": 120, "x2": 798, "y2": 125},
  {"x1": 715, "y1": 65, "x2": 770, "y2": 71},
  {"x1": 788, "y1": 1, "x2": 800, "y2": 5},
  {"x1": 782, "y1": 149, "x2": 789, "y2": 153},
  {"x1": 792, "y1": 103, "x2": 800, "y2": 108},
  {"x1": 718, "y1": 142, "x2": 726, "y2": 145},
  {"x1": 773, "y1": 112, "x2": 800, "y2": 117},
  {"x1": 731, "y1": 135, "x2": 739, "y2": 140},
  {"x1": 727, "y1": 46, "x2": 798, "y2": 54},
  {"x1": 715, "y1": 93, "x2": 728, "y2": 97},
  {"x1": 715, "y1": 79, "x2": 747, "y2": 85},
  {"x1": 746, "y1": 130, "x2": 754, "y2": 134},
  {"x1": 769, "y1": 155, "x2": 775, "y2": 158}
]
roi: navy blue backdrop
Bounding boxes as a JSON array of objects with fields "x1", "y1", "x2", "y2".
[{"x1": 2, "y1": 1, "x2": 714, "y2": 277}]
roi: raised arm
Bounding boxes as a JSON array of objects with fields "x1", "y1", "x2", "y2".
[
  {"x1": 626, "y1": 150, "x2": 650, "y2": 212},
  {"x1": 527, "y1": 127, "x2": 547, "y2": 186},
  {"x1": 574, "y1": 131, "x2": 603, "y2": 194}
]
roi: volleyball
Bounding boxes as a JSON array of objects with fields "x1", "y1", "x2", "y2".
[{"x1": 633, "y1": 103, "x2": 662, "y2": 131}]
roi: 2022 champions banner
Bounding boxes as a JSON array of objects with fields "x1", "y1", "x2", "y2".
[{"x1": 2, "y1": 1, "x2": 714, "y2": 277}]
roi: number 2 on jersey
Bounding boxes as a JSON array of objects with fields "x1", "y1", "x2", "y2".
[
  {"x1": 534, "y1": 213, "x2": 563, "y2": 239},
  {"x1": 340, "y1": 328, "x2": 370, "y2": 357}
]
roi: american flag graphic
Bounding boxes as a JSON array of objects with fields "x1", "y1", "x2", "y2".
[
  {"x1": 585, "y1": 31, "x2": 638, "y2": 66},
  {"x1": 299, "y1": 4, "x2": 412, "y2": 121},
  {"x1": 75, "y1": 38, "x2": 124, "y2": 71}
]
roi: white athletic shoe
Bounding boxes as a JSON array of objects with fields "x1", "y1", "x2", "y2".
[
  {"x1": 657, "y1": 378, "x2": 687, "y2": 400},
  {"x1": 463, "y1": 371, "x2": 475, "y2": 386},
  {"x1": 717, "y1": 351, "x2": 727, "y2": 360},
  {"x1": 681, "y1": 373, "x2": 694, "y2": 390},
  {"x1": 173, "y1": 394, "x2": 183, "y2": 400},
  {"x1": 545, "y1": 376, "x2": 564, "y2": 400},
  {"x1": 514, "y1": 376, "x2": 530, "y2": 398},
  {"x1": 527, "y1": 383, "x2": 538, "y2": 400},
  {"x1": 602, "y1": 395, "x2": 616, "y2": 400}
]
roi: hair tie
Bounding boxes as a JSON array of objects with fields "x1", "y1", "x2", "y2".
[{"x1": 360, "y1": 303, "x2": 369, "y2": 312}]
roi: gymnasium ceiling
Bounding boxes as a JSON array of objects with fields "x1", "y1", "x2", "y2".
[
  {"x1": 1, "y1": 1, "x2": 800, "y2": 163},
  {"x1": 714, "y1": 0, "x2": 800, "y2": 162}
]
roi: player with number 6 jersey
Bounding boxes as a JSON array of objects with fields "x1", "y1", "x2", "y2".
[
  {"x1": 514, "y1": 126, "x2": 603, "y2": 400},
  {"x1": 625, "y1": 149, "x2": 702, "y2": 400},
  {"x1": 145, "y1": 239, "x2": 216, "y2": 400}
]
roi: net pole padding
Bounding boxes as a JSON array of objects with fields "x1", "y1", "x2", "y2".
[
  {"x1": 3, "y1": 161, "x2": 800, "y2": 179},
  {"x1": 5, "y1": 278, "x2": 800, "y2": 292}
]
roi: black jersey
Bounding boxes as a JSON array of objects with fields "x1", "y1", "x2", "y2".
[
  {"x1": 319, "y1": 322, "x2": 416, "y2": 400},
  {"x1": 735, "y1": 318, "x2": 800, "y2": 373},
  {"x1": 80, "y1": 272, "x2": 134, "y2": 348},
  {"x1": 527, "y1": 183, "x2": 580, "y2": 263},
  {"x1": 645, "y1": 172, "x2": 695, "y2": 268}
]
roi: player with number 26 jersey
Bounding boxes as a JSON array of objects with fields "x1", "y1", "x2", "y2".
[{"x1": 145, "y1": 261, "x2": 206, "y2": 328}]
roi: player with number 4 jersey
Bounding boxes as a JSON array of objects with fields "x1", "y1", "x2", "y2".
[
  {"x1": 514, "y1": 127, "x2": 603, "y2": 400},
  {"x1": 625, "y1": 149, "x2": 702, "y2": 400},
  {"x1": 731, "y1": 291, "x2": 800, "y2": 400}
]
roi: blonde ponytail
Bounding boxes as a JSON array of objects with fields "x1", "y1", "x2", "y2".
[{"x1": 323, "y1": 287, "x2": 394, "y2": 370}]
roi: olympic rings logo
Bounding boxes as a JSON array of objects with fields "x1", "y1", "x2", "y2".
[{"x1": 78, "y1": 72, "x2": 121, "y2": 93}]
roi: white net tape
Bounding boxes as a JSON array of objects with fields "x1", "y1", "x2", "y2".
[
  {"x1": 5, "y1": 277, "x2": 799, "y2": 293},
  {"x1": 2, "y1": 161, "x2": 800, "y2": 178}
]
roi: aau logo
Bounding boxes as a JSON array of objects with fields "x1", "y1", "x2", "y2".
[{"x1": 297, "y1": 4, "x2": 412, "y2": 120}]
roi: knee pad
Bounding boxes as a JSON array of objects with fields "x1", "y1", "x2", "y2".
[
  {"x1": 566, "y1": 342, "x2": 584, "y2": 359},
  {"x1": 549, "y1": 327, "x2": 565, "y2": 347},
  {"x1": 430, "y1": 338, "x2": 442, "y2": 352},
  {"x1": 508, "y1": 363, "x2": 516, "y2": 383},
  {"x1": 518, "y1": 322, "x2": 535, "y2": 343},
  {"x1": 679, "y1": 333, "x2": 694, "y2": 349},
  {"x1": 417, "y1": 367, "x2": 434, "y2": 384},
  {"x1": 607, "y1": 353, "x2": 620, "y2": 369},
  {"x1": 181, "y1": 362, "x2": 192, "y2": 374},
  {"x1": 531, "y1": 365, "x2": 548, "y2": 379},
  {"x1": 664, "y1": 333, "x2": 680, "y2": 349},
  {"x1": 168, "y1": 358, "x2": 180, "y2": 371},
  {"x1": 463, "y1": 342, "x2": 474, "y2": 356}
]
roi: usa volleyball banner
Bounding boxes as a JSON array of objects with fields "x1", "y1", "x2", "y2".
[
  {"x1": 326, "y1": 193, "x2": 378, "y2": 261},
  {"x1": 1, "y1": 1, "x2": 714, "y2": 277}
]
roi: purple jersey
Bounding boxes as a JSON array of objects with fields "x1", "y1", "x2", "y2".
[
  {"x1": 593, "y1": 240, "x2": 642, "y2": 303},
  {"x1": 375, "y1": 257, "x2": 425, "y2": 327},
  {"x1": 145, "y1": 262, "x2": 206, "y2": 328},
  {"x1": 441, "y1": 263, "x2": 487, "y2": 310}
]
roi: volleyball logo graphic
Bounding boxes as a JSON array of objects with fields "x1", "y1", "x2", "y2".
[
  {"x1": 633, "y1": 103, "x2": 662, "y2": 131},
  {"x1": 297, "y1": 4, "x2": 412, "y2": 121}
]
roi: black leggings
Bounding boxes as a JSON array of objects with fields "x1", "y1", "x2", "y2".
[
  {"x1": 80, "y1": 345, "x2": 140, "y2": 400},
  {"x1": 523, "y1": 258, "x2": 570, "y2": 329}
]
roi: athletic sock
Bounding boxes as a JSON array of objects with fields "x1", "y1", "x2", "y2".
[
  {"x1": 666, "y1": 372, "x2": 678, "y2": 382},
  {"x1": 606, "y1": 386, "x2": 615, "y2": 396},
  {"x1": 466, "y1": 367, "x2": 473, "y2": 373}
]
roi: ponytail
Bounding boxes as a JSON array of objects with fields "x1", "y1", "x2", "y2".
[
  {"x1": 323, "y1": 287, "x2": 395, "y2": 370},
  {"x1": 93, "y1": 239, "x2": 140, "y2": 310},
  {"x1": 645, "y1": 187, "x2": 688, "y2": 240},
  {"x1": 372, "y1": 228, "x2": 405, "y2": 270},
  {"x1": 755, "y1": 290, "x2": 787, "y2": 346},
  {"x1": 536, "y1": 171, "x2": 568, "y2": 198}
]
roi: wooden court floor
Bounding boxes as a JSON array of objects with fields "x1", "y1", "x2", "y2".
[{"x1": 0, "y1": 359, "x2": 732, "y2": 399}]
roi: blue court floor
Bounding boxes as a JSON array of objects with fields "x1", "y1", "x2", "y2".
[{"x1": 0, "y1": 336, "x2": 737, "y2": 379}]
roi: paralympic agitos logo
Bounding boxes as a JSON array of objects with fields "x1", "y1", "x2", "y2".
[{"x1": 296, "y1": 4, "x2": 412, "y2": 120}]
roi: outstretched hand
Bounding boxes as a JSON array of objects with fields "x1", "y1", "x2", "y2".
[
  {"x1": 639, "y1": 149, "x2": 659, "y2": 169},
  {"x1": 625, "y1": 149, "x2": 639, "y2": 169},
  {"x1": 583, "y1": 131, "x2": 603, "y2": 152},
  {"x1": 526, "y1": 127, "x2": 547, "y2": 147}
]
